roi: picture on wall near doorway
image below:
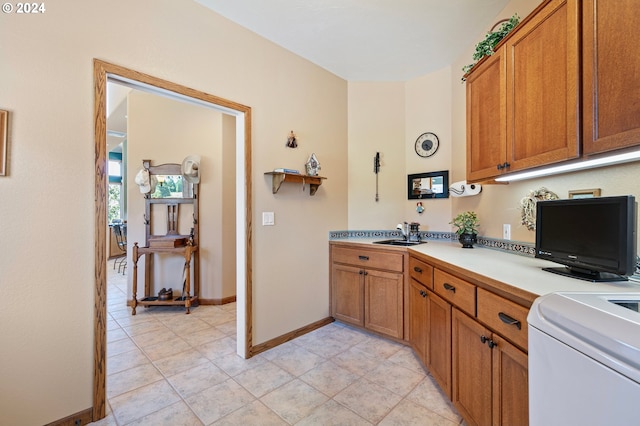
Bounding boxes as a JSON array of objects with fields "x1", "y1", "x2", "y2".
[{"x1": 0, "y1": 109, "x2": 8, "y2": 176}]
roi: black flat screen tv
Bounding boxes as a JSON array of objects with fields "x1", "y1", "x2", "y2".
[{"x1": 535, "y1": 195, "x2": 637, "y2": 282}]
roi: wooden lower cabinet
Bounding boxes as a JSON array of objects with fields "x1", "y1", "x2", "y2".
[
  {"x1": 409, "y1": 279, "x2": 453, "y2": 398},
  {"x1": 409, "y1": 279, "x2": 429, "y2": 363},
  {"x1": 330, "y1": 246, "x2": 404, "y2": 339},
  {"x1": 492, "y1": 334, "x2": 529, "y2": 426},
  {"x1": 452, "y1": 308, "x2": 493, "y2": 426},
  {"x1": 452, "y1": 308, "x2": 528, "y2": 426},
  {"x1": 364, "y1": 268, "x2": 404, "y2": 338},
  {"x1": 331, "y1": 263, "x2": 365, "y2": 326},
  {"x1": 427, "y1": 289, "x2": 452, "y2": 399}
]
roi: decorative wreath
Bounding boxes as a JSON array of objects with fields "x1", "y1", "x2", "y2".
[{"x1": 520, "y1": 187, "x2": 559, "y2": 231}]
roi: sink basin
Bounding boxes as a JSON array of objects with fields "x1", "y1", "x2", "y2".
[{"x1": 373, "y1": 239, "x2": 425, "y2": 246}]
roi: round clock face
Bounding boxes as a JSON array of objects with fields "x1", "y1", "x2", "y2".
[{"x1": 415, "y1": 132, "x2": 439, "y2": 157}]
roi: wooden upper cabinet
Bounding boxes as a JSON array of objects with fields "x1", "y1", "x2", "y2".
[
  {"x1": 583, "y1": 0, "x2": 640, "y2": 154},
  {"x1": 466, "y1": 0, "x2": 580, "y2": 182},
  {"x1": 466, "y1": 47, "x2": 507, "y2": 182},
  {"x1": 505, "y1": 0, "x2": 580, "y2": 171}
]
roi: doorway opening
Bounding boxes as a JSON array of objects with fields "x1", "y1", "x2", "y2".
[{"x1": 93, "y1": 59, "x2": 253, "y2": 421}]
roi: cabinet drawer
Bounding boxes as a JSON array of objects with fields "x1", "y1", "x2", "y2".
[
  {"x1": 332, "y1": 246, "x2": 403, "y2": 272},
  {"x1": 409, "y1": 256, "x2": 433, "y2": 288},
  {"x1": 477, "y1": 288, "x2": 528, "y2": 351},
  {"x1": 434, "y1": 269, "x2": 476, "y2": 316}
]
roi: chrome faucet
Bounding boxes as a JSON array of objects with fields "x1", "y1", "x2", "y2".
[{"x1": 397, "y1": 222, "x2": 409, "y2": 240}]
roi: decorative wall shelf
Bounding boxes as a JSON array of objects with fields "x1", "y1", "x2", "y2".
[{"x1": 264, "y1": 172, "x2": 327, "y2": 196}]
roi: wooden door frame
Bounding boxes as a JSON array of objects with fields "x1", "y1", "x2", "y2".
[{"x1": 93, "y1": 59, "x2": 253, "y2": 420}]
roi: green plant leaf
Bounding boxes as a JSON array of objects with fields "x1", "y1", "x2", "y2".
[{"x1": 461, "y1": 13, "x2": 520, "y2": 82}]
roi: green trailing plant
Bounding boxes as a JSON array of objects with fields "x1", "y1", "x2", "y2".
[
  {"x1": 450, "y1": 211, "x2": 480, "y2": 235},
  {"x1": 462, "y1": 13, "x2": 521, "y2": 80}
]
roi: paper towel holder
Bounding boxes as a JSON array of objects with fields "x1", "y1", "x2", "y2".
[{"x1": 449, "y1": 180, "x2": 482, "y2": 197}]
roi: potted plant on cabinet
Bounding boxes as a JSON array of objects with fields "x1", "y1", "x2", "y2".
[{"x1": 451, "y1": 211, "x2": 479, "y2": 248}]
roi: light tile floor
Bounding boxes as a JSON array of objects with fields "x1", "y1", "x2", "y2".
[{"x1": 90, "y1": 260, "x2": 463, "y2": 425}]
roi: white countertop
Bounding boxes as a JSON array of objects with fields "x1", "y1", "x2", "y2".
[{"x1": 331, "y1": 239, "x2": 640, "y2": 302}]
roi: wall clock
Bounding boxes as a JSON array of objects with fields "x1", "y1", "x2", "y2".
[{"x1": 415, "y1": 132, "x2": 439, "y2": 158}]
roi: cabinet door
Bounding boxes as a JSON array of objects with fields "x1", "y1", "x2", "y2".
[
  {"x1": 466, "y1": 46, "x2": 507, "y2": 182},
  {"x1": 409, "y1": 279, "x2": 428, "y2": 364},
  {"x1": 505, "y1": 0, "x2": 580, "y2": 171},
  {"x1": 491, "y1": 334, "x2": 529, "y2": 426},
  {"x1": 365, "y1": 269, "x2": 404, "y2": 338},
  {"x1": 583, "y1": 0, "x2": 640, "y2": 154},
  {"x1": 331, "y1": 263, "x2": 364, "y2": 327},
  {"x1": 426, "y1": 290, "x2": 452, "y2": 399},
  {"x1": 452, "y1": 308, "x2": 492, "y2": 426}
]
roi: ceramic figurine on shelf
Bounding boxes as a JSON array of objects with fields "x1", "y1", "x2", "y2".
[
  {"x1": 286, "y1": 130, "x2": 297, "y2": 148},
  {"x1": 305, "y1": 153, "x2": 320, "y2": 176}
]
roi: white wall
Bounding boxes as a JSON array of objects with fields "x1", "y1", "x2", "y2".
[{"x1": 0, "y1": 0, "x2": 347, "y2": 424}]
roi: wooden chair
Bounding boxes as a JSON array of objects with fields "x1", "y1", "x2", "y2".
[{"x1": 113, "y1": 223, "x2": 127, "y2": 274}]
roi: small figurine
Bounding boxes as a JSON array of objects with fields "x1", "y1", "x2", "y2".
[
  {"x1": 286, "y1": 130, "x2": 297, "y2": 148},
  {"x1": 305, "y1": 153, "x2": 320, "y2": 176},
  {"x1": 416, "y1": 202, "x2": 424, "y2": 214}
]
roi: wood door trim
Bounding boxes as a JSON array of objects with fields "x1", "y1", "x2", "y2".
[{"x1": 93, "y1": 59, "x2": 253, "y2": 421}]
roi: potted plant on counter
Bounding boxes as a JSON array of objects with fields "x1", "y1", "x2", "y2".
[{"x1": 451, "y1": 211, "x2": 479, "y2": 248}]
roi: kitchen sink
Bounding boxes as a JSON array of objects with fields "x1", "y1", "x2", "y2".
[{"x1": 373, "y1": 239, "x2": 426, "y2": 246}]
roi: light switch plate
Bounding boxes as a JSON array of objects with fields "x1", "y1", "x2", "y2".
[
  {"x1": 503, "y1": 224, "x2": 511, "y2": 240},
  {"x1": 262, "y1": 211, "x2": 275, "y2": 226}
]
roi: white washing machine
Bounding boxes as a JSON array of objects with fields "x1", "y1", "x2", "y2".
[{"x1": 528, "y1": 292, "x2": 640, "y2": 426}]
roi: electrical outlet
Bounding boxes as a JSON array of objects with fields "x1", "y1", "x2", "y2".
[
  {"x1": 503, "y1": 224, "x2": 511, "y2": 240},
  {"x1": 262, "y1": 211, "x2": 275, "y2": 226}
]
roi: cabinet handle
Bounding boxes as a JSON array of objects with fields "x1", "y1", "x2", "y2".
[
  {"x1": 498, "y1": 312, "x2": 521, "y2": 330},
  {"x1": 497, "y1": 163, "x2": 503, "y2": 170},
  {"x1": 364, "y1": 271, "x2": 368, "y2": 276},
  {"x1": 413, "y1": 266, "x2": 423, "y2": 273},
  {"x1": 419, "y1": 290, "x2": 427, "y2": 298},
  {"x1": 358, "y1": 255, "x2": 369, "y2": 261},
  {"x1": 443, "y1": 283, "x2": 456, "y2": 293},
  {"x1": 497, "y1": 162, "x2": 511, "y2": 170},
  {"x1": 359, "y1": 270, "x2": 364, "y2": 275},
  {"x1": 480, "y1": 335, "x2": 497, "y2": 348}
]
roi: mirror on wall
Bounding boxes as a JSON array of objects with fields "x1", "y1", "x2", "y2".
[
  {"x1": 150, "y1": 175, "x2": 191, "y2": 198},
  {"x1": 407, "y1": 170, "x2": 449, "y2": 199}
]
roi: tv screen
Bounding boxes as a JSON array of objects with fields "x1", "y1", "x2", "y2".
[{"x1": 535, "y1": 195, "x2": 637, "y2": 282}]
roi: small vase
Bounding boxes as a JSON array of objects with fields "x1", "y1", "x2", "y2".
[{"x1": 459, "y1": 233, "x2": 477, "y2": 248}]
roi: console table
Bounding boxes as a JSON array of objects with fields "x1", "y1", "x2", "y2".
[{"x1": 131, "y1": 242, "x2": 198, "y2": 314}]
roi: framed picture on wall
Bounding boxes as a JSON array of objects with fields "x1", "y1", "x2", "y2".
[
  {"x1": 0, "y1": 109, "x2": 7, "y2": 176},
  {"x1": 407, "y1": 170, "x2": 449, "y2": 199},
  {"x1": 569, "y1": 188, "x2": 601, "y2": 199}
]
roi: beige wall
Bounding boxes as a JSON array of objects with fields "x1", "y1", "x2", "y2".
[
  {"x1": 348, "y1": 0, "x2": 640, "y2": 249},
  {"x1": 404, "y1": 68, "x2": 454, "y2": 231},
  {"x1": 0, "y1": 0, "x2": 347, "y2": 424},
  {"x1": 127, "y1": 90, "x2": 237, "y2": 301},
  {"x1": 347, "y1": 82, "x2": 406, "y2": 228},
  {"x1": 3, "y1": 0, "x2": 640, "y2": 423}
]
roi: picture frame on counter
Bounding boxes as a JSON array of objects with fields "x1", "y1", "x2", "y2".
[
  {"x1": 407, "y1": 170, "x2": 449, "y2": 200},
  {"x1": 569, "y1": 188, "x2": 601, "y2": 199}
]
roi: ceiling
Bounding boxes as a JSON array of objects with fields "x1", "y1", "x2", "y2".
[{"x1": 194, "y1": 0, "x2": 510, "y2": 81}]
